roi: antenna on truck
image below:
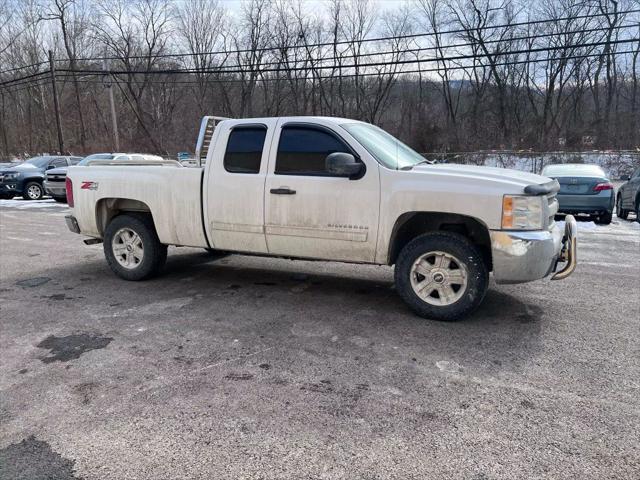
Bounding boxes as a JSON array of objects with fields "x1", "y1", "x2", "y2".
[{"x1": 195, "y1": 116, "x2": 228, "y2": 167}]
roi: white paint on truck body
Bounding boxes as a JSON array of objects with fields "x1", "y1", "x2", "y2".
[
  {"x1": 66, "y1": 116, "x2": 556, "y2": 273},
  {"x1": 68, "y1": 165, "x2": 207, "y2": 247}
]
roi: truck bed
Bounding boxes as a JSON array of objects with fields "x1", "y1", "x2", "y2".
[{"x1": 67, "y1": 165, "x2": 209, "y2": 248}]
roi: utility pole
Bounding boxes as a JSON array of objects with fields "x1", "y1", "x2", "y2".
[
  {"x1": 103, "y1": 59, "x2": 119, "y2": 151},
  {"x1": 48, "y1": 50, "x2": 65, "y2": 154}
]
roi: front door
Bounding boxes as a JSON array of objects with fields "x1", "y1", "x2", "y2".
[{"x1": 264, "y1": 120, "x2": 380, "y2": 263}]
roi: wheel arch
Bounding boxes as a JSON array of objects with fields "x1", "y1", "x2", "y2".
[
  {"x1": 23, "y1": 175, "x2": 44, "y2": 183},
  {"x1": 387, "y1": 211, "x2": 492, "y2": 270},
  {"x1": 96, "y1": 198, "x2": 157, "y2": 236},
  {"x1": 22, "y1": 176, "x2": 44, "y2": 189}
]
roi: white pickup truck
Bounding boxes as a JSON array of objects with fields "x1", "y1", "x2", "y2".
[{"x1": 64, "y1": 116, "x2": 577, "y2": 321}]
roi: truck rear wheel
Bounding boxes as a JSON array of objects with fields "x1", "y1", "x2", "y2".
[
  {"x1": 104, "y1": 213, "x2": 167, "y2": 281},
  {"x1": 394, "y1": 232, "x2": 488, "y2": 321}
]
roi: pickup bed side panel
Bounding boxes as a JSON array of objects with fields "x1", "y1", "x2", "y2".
[{"x1": 67, "y1": 166, "x2": 208, "y2": 248}]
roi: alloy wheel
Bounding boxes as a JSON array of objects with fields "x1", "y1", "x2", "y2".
[
  {"x1": 409, "y1": 251, "x2": 468, "y2": 306},
  {"x1": 112, "y1": 228, "x2": 144, "y2": 270}
]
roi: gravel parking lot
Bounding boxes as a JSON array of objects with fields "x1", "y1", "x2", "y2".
[{"x1": 1, "y1": 198, "x2": 639, "y2": 480}]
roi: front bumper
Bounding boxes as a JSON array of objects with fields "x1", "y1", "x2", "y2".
[
  {"x1": 44, "y1": 180, "x2": 66, "y2": 197},
  {"x1": 490, "y1": 215, "x2": 577, "y2": 284},
  {"x1": 0, "y1": 183, "x2": 20, "y2": 194}
]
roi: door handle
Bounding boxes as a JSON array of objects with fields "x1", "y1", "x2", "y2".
[{"x1": 270, "y1": 188, "x2": 296, "y2": 195}]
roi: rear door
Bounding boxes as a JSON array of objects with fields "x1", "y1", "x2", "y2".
[
  {"x1": 204, "y1": 119, "x2": 277, "y2": 254},
  {"x1": 263, "y1": 120, "x2": 380, "y2": 263},
  {"x1": 622, "y1": 168, "x2": 640, "y2": 208}
]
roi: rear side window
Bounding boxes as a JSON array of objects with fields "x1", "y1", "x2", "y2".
[
  {"x1": 224, "y1": 126, "x2": 267, "y2": 174},
  {"x1": 275, "y1": 126, "x2": 352, "y2": 175}
]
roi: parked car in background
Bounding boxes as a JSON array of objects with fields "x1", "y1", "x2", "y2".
[
  {"x1": 43, "y1": 156, "x2": 84, "y2": 202},
  {"x1": 44, "y1": 153, "x2": 171, "y2": 203},
  {"x1": 541, "y1": 163, "x2": 614, "y2": 224},
  {"x1": 0, "y1": 155, "x2": 82, "y2": 200},
  {"x1": 616, "y1": 167, "x2": 640, "y2": 222}
]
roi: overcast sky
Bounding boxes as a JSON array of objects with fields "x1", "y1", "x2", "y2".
[{"x1": 218, "y1": 0, "x2": 406, "y2": 18}]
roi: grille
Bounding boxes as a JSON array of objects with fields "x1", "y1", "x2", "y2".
[{"x1": 46, "y1": 174, "x2": 65, "y2": 182}]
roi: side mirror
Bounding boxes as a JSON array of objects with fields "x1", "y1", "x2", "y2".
[
  {"x1": 325, "y1": 152, "x2": 364, "y2": 179},
  {"x1": 622, "y1": 174, "x2": 631, "y2": 181}
]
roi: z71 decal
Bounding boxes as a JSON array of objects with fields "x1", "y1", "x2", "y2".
[{"x1": 80, "y1": 181, "x2": 99, "y2": 190}]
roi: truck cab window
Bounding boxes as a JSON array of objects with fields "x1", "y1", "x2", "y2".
[
  {"x1": 275, "y1": 126, "x2": 352, "y2": 176},
  {"x1": 224, "y1": 126, "x2": 267, "y2": 174}
]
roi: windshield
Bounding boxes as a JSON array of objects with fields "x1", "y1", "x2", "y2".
[
  {"x1": 341, "y1": 123, "x2": 427, "y2": 170},
  {"x1": 78, "y1": 154, "x2": 115, "y2": 166},
  {"x1": 542, "y1": 164, "x2": 606, "y2": 178},
  {"x1": 25, "y1": 156, "x2": 50, "y2": 168}
]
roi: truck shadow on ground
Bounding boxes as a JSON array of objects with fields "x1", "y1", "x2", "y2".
[
  {"x1": 158, "y1": 252, "x2": 545, "y2": 375},
  {"x1": 162, "y1": 250, "x2": 546, "y2": 324},
  {"x1": 4, "y1": 248, "x2": 545, "y2": 370}
]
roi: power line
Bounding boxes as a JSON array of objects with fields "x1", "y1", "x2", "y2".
[
  {"x1": 60, "y1": 23, "x2": 636, "y2": 74},
  {"x1": 5, "y1": 48, "x2": 636, "y2": 93},
  {"x1": 53, "y1": 8, "x2": 640, "y2": 62},
  {"x1": 2, "y1": 11, "x2": 638, "y2": 78},
  {"x1": 47, "y1": 37, "x2": 639, "y2": 77},
  {"x1": 0, "y1": 61, "x2": 48, "y2": 75}
]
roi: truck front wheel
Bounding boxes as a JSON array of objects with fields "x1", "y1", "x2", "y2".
[
  {"x1": 394, "y1": 232, "x2": 489, "y2": 321},
  {"x1": 104, "y1": 214, "x2": 167, "y2": 281}
]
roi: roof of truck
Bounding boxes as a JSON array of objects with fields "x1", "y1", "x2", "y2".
[{"x1": 221, "y1": 116, "x2": 363, "y2": 124}]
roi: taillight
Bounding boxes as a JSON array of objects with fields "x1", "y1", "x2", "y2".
[
  {"x1": 66, "y1": 177, "x2": 74, "y2": 207},
  {"x1": 593, "y1": 182, "x2": 613, "y2": 192}
]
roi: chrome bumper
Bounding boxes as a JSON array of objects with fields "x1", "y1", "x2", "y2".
[
  {"x1": 490, "y1": 215, "x2": 577, "y2": 284},
  {"x1": 44, "y1": 181, "x2": 66, "y2": 196}
]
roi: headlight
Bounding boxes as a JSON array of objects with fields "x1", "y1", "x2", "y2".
[
  {"x1": 4, "y1": 173, "x2": 19, "y2": 180},
  {"x1": 502, "y1": 195, "x2": 544, "y2": 230}
]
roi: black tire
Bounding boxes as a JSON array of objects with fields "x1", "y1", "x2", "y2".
[
  {"x1": 22, "y1": 181, "x2": 44, "y2": 200},
  {"x1": 394, "y1": 232, "x2": 489, "y2": 321},
  {"x1": 595, "y1": 211, "x2": 612, "y2": 225},
  {"x1": 616, "y1": 195, "x2": 628, "y2": 220},
  {"x1": 636, "y1": 200, "x2": 640, "y2": 224},
  {"x1": 53, "y1": 196, "x2": 67, "y2": 203},
  {"x1": 103, "y1": 213, "x2": 167, "y2": 281},
  {"x1": 0, "y1": 193, "x2": 14, "y2": 200}
]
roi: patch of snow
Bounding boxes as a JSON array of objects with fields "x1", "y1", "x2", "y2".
[{"x1": 0, "y1": 198, "x2": 67, "y2": 209}]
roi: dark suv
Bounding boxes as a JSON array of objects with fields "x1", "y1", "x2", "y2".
[
  {"x1": 616, "y1": 167, "x2": 640, "y2": 222},
  {"x1": 0, "y1": 156, "x2": 82, "y2": 200}
]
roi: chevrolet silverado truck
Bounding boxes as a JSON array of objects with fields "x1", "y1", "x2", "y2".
[{"x1": 64, "y1": 116, "x2": 577, "y2": 321}]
